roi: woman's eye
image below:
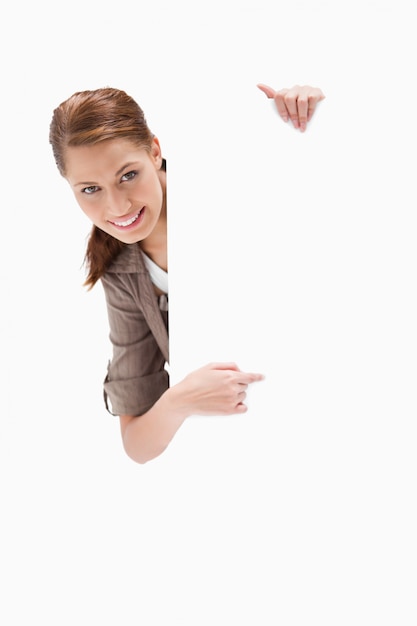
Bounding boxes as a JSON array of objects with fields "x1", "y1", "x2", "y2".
[
  {"x1": 121, "y1": 170, "x2": 137, "y2": 182},
  {"x1": 81, "y1": 185, "x2": 99, "y2": 195}
]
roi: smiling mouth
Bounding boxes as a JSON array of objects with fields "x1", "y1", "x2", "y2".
[{"x1": 110, "y1": 208, "x2": 144, "y2": 228}]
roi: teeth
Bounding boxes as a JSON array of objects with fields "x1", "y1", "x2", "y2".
[{"x1": 113, "y1": 211, "x2": 141, "y2": 227}]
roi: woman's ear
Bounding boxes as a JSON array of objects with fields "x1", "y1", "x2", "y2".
[{"x1": 151, "y1": 137, "x2": 163, "y2": 168}]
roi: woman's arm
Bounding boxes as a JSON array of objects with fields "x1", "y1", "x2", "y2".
[{"x1": 120, "y1": 362, "x2": 264, "y2": 464}]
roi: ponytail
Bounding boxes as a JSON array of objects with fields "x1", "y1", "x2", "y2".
[{"x1": 83, "y1": 226, "x2": 125, "y2": 289}]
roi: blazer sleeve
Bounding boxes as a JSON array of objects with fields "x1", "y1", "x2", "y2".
[{"x1": 100, "y1": 271, "x2": 169, "y2": 417}]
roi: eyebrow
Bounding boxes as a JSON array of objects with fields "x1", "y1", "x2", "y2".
[
  {"x1": 74, "y1": 162, "x2": 139, "y2": 187},
  {"x1": 115, "y1": 162, "x2": 137, "y2": 177}
]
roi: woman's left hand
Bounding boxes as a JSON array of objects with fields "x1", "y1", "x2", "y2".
[{"x1": 257, "y1": 84, "x2": 325, "y2": 132}]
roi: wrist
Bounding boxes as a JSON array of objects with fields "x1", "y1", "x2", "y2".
[{"x1": 160, "y1": 382, "x2": 193, "y2": 421}]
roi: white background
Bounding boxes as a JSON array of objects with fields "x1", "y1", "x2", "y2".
[{"x1": 1, "y1": 1, "x2": 416, "y2": 624}]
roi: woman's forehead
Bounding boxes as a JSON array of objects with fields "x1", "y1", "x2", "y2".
[{"x1": 65, "y1": 139, "x2": 150, "y2": 181}]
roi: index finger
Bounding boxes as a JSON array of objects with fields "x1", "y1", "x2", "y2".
[
  {"x1": 273, "y1": 89, "x2": 290, "y2": 122},
  {"x1": 239, "y1": 372, "x2": 265, "y2": 384}
]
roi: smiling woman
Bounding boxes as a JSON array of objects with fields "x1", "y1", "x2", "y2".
[
  {"x1": 65, "y1": 139, "x2": 165, "y2": 247},
  {"x1": 49, "y1": 84, "x2": 324, "y2": 464}
]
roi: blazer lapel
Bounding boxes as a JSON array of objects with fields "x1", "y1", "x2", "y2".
[{"x1": 135, "y1": 247, "x2": 169, "y2": 364}]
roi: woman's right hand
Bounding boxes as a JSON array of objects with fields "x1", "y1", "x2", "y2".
[
  {"x1": 120, "y1": 363, "x2": 264, "y2": 463},
  {"x1": 174, "y1": 362, "x2": 264, "y2": 416}
]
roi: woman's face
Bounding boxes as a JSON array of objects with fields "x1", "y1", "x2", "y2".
[{"x1": 65, "y1": 137, "x2": 165, "y2": 244}]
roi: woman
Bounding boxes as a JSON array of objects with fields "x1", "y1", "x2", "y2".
[{"x1": 49, "y1": 83, "x2": 325, "y2": 464}]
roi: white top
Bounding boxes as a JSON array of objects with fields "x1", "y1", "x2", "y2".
[{"x1": 142, "y1": 251, "x2": 168, "y2": 294}]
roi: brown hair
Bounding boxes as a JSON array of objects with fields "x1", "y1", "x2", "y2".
[{"x1": 49, "y1": 87, "x2": 156, "y2": 288}]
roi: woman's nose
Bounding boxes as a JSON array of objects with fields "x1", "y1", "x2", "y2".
[{"x1": 106, "y1": 188, "x2": 132, "y2": 216}]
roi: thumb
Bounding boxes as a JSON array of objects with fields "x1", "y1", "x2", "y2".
[
  {"x1": 256, "y1": 83, "x2": 276, "y2": 99},
  {"x1": 208, "y1": 362, "x2": 241, "y2": 373}
]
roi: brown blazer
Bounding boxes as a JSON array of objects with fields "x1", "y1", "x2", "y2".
[{"x1": 100, "y1": 243, "x2": 169, "y2": 417}]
